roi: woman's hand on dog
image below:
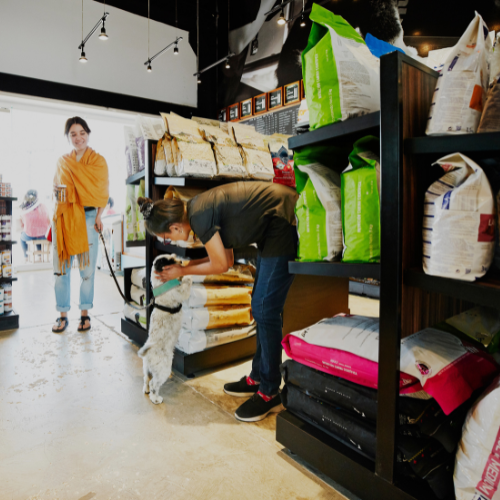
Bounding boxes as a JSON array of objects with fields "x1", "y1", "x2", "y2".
[{"x1": 154, "y1": 264, "x2": 183, "y2": 282}]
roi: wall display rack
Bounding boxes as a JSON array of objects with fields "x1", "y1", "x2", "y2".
[
  {"x1": 276, "y1": 51, "x2": 500, "y2": 500},
  {"x1": 0, "y1": 196, "x2": 19, "y2": 331}
]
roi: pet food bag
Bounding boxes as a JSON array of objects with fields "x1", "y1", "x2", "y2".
[
  {"x1": 176, "y1": 323, "x2": 256, "y2": 354},
  {"x1": 131, "y1": 267, "x2": 146, "y2": 289},
  {"x1": 135, "y1": 180, "x2": 146, "y2": 241},
  {"x1": 130, "y1": 284, "x2": 146, "y2": 306},
  {"x1": 163, "y1": 135, "x2": 177, "y2": 177},
  {"x1": 294, "y1": 145, "x2": 346, "y2": 261},
  {"x1": 302, "y1": 3, "x2": 380, "y2": 130},
  {"x1": 478, "y1": 75, "x2": 500, "y2": 133},
  {"x1": 125, "y1": 185, "x2": 137, "y2": 241},
  {"x1": 124, "y1": 126, "x2": 140, "y2": 177},
  {"x1": 426, "y1": 13, "x2": 492, "y2": 135},
  {"x1": 454, "y1": 376, "x2": 500, "y2": 500},
  {"x1": 423, "y1": 153, "x2": 495, "y2": 281},
  {"x1": 186, "y1": 284, "x2": 252, "y2": 308},
  {"x1": 154, "y1": 137, "x2": 167, "y2": 176},
  {"x1": 189, "y1": 264, "x2": 255, "y2": 284},
  {"x1": 268, "y1": 134, "x2": 296, "y2": 188},
  {"x1": 123, "y1": 303, "x2": 147, "y2": 329},
  {"x1": 341, "y1": 136, "x2": 381, "y2": 263},
  {"x1": 182, "y1": 305, "x2": 253, "y2": 331},
  {"x1": 446, "y1": 306, "x2": 500, "y2": 353}
]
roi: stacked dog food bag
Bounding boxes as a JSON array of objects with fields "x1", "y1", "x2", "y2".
[
  {"x1": 178, "y1": 265, "x2": 256, "y2": 354},
  {"x1": 281, "y1": 314, "x2": 500, "y2": 499},
  {"x1": 123, "y1": 267, "x2": 148, "y2": 328}
]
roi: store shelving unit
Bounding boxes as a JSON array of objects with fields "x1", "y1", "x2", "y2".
[
  {"x1": 125, "y1": 170, "x2": 145, "y2": 185},
  {"x1": 0, "y1": 196, "x2": 19, "y2": 331},
  {"x1": 276, "y1": 51, "x2": 499, "y2": 500},
  {"x1": 289, "y1": 262, "x2": 380, "y2": 280}
]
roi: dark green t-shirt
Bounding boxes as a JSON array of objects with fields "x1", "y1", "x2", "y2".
[{"x1": 187, "y1": 181, "x2": 299, "y2": 257}]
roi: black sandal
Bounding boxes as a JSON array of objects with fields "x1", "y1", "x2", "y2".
[
  {"x1": 52, "y1": 317, "x2": 69, "y2": 333},
  {"x1": 78, "y1": 315, "x2": 91, "y2": 332}
]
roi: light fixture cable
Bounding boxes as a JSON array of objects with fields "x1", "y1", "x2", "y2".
[
  {"x1": 225, "y1": 0, "x2": 231, "y2": 68},
  {"x1": 197, "y1": 0, "x2": 201, "y2": 83}
]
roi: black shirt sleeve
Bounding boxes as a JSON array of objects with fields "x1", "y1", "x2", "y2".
[{"x1": 188, "y1": 198, "x2": 221, "y2": 245}]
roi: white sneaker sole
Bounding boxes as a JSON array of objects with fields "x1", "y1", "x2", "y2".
[
  {"x1": 235, "y1": 403, "x2": 284, "y2": 422},
  {"x1": 223, "y1": 388, "x2": 258, "y2": 397}
]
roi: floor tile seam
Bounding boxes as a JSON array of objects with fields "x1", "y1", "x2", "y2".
[{"x1": 174, "y1": 375, "x2": 284, "y2": 452}]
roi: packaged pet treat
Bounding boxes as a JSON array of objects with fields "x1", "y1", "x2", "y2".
[
  {"x1": 268, "y1": 134, "x2": 295, "y2": 188},
  {"x1": 4, "y1": 301, "x2": 12, "y2": 313},
  {"x1": 1, "y1": 250, "x2": 11, "y2": 264},
  {"x1": 2, "y1": 264, "x2": 12, "y2": 277},
  {"x1": 302, "y1": 3, "x2": 380, "y2": 130},
  {"x1": 423, "y1": 153, "x2": 495, "y2": 281},
  {"x1": 426, "y1": 13, "x2": 492, "y2": 135},
  {"x1": 341, "y1": 136, "x2": 381, "y2": 263}
]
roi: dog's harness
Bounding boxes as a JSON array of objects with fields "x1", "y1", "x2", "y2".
[{"x1": 153, "y1": 303, "x2": 183, "y2": 314}]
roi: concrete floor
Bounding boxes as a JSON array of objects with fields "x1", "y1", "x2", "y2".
[{"x1": 0, "y1": 269, "x2": 378, "y2": 500}]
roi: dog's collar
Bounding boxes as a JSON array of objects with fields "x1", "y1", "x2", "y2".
[{"x1": 153, "y1": 302, "x2": 183, "y2": 314}]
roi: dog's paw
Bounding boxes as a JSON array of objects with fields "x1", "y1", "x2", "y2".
[
  {"x1": 149, "y1": 393, "x2": 163, "y2": 405},
  {"x1": 143, "y1": 384, "x2": 150, "y2": 394}
]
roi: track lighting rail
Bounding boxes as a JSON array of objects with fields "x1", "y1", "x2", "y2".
[
  {"x1": 144, "y1": 36, "x2": 183, "y2": 66},
  {"x1": 194, "y1": 53, "x2": 235, "y2": 77},
  {"x1": 78, "y1": 12, "x2": 109, "y2": 49}
]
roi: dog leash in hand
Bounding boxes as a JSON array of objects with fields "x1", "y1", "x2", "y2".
[{"x1": 97, "y1": 228, "x2": 155, "y2": 311}]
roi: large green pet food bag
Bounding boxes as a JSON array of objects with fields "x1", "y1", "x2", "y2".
[
  {"x1": 302, "y1": 4, "x2": 380, "y2": 131},
  {"x1": 341, "y1": 136, "x2": 381, "y2": 263},
  {"x1": 294, "y1": 145, "x2": 349, "y2": 262}
]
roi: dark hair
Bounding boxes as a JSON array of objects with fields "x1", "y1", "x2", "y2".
[
  {"x1": 137, "y1": 197, "x2": 186, "y2": 235},
  {"x1": 108, "y1": 197, "x2": 114, "y2": 208},
  {"x1": 357, "y1": 0, "x2": 401, "y2": 43},
  {"x1": 64, "y1": 116, "x2": 91, "y2": 137}
]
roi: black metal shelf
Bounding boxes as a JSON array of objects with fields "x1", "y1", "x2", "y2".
[
  {"x1": 0, "y1": 277, "x2": 17, "y2": 283},
  {"x1": 173, "y1": 335, "x2": 257, "y2": 377},
  {"x1": 288, "y1": 111, "x2": 380, "y2": 150},
  {"x1": 125, "y1": 240, "x2": 146, "y2": 248},
  {"x1": 0, "y1": 309, "x2": 19, "y2": 331},
  {"x1": 0, "y1": 241, "x2": 16, "y2": 245},
  {"x1": 405, "y1": 132, "x2": 500, "y2": 156},
  {"x1": 155, "y1": 240, "x2": 208, "y2": 260},
  {"x1": 0, "y1": 197, "x2": 17, "y2": 201},
  {"x1": 404, "y1": 268, "x2": 500, "y2": 310},
  {"x1": 289, "y1": 261, "x2": 381, "y2": 280},
  {"x1": 276, "y1": 411, "x2": 439, "y2": 500},
  {"x1": 125, "y1": 170, "x2": 145, "y2": 185},
  {"x1": 120, "y1": 317, "x2": 148, "y2": 345}
]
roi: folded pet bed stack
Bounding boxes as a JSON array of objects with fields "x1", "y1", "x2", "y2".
[
  {"x1": 281, "y1": 314, "x2": 500, "y2": 499},
  {"x1": 178, "y1": 265, "x2": 256, "y2": 354}
]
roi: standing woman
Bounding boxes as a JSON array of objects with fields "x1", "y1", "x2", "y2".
[
  {"x1": 52, "y1": 117, "x2": 109, "y2": 333},
  {"x1": 138, "y1": 181, "x2": 299, "y2": 422}
]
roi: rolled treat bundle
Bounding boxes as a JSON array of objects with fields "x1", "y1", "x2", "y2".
[
  {"x1": 176, "y1": 323, "x2": 256, "y2": 354},
  {"x1": 186, "y1": 284, "x2": 252, "y2": 308},
  {"x1": 182, "y1": 305, "x2": 253, "y2": 330}
]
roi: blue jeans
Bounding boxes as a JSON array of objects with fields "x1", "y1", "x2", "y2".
[
  {"x1": 250, "y1": 254, "x2": 296, "y2": 396},
  {"x1": 53, "y1": 209, "x2": 99, "y2": 312},
  {"x1": 20, "y1": 232, "x2": 45, "y2": 257}
]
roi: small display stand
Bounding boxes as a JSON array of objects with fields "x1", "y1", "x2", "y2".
[{"x1": 0, "y1": 196, "x2": 19, "y2": 331}]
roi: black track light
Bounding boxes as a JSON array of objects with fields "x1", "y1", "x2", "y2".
[
  {"x1": 99, "y1": 22, "x2": 108, "y2": 40},
  {"x1": 277, "y1": 9, "x2": 286, "y2": 25},
  {"x1": 174, "y1": 43, "x2": 179, "y2": 55},
  {"x1": 79, "y1": 48, "x2": 88, "y2": 63},
  {"x1": 225, "y1": 58, "x2": 230, "y2": 69},
  {"x1": 147, "y1": 63, "x2": 152, "y2": 72},
  {"x1": 197, "y1": 76, "x2": 202, "y2": 84},
  {"x1": 300, "y1": 14, "x2": 306, "y2": 27}
]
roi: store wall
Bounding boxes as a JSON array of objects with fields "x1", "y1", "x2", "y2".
[{"x1": 0, "y1": 0, "x2": 197, "y2": 108}]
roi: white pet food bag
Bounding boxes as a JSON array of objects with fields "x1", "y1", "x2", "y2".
[
  {"x1": 154, "y1": 137, "x2": 167, "y2": 176},
  {"x1": 426, "y1": 12, "x2": 492, "y2": 135},
  {"x1": 423, "y1": 153, "x2": 495, "y2": 281},
  {"x1": 454, "y1": 376, "x2": 500, "y2": 500}
]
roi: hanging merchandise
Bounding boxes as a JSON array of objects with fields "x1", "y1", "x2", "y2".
[
  {"x1": 341, "y1": 136, "x2": 381, "y2": 263},
  {"x1": 294, "y1": 145, "x2": 348, "y2": 262},
  {"x1": 267, "y1": 134, "x2": 295, "y2": 188},
  {"x1": 125, "y1": 185, "x2": 137, "y2": 241},
  {"x1": 423, "y1": 153, "x2": 495, "y2": 281},
  {"x1": 454, "y1": 375, "x2": 500, "y2": 500},
  {"x1": 302, "y1": 4, "x2": 380, "y2": 131},
  {"x1": 426, "y1": 12, "x2": 492, "y2": 136}
]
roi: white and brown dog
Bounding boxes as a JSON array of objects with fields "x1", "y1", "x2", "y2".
[{"x1": 138, "y1": 254, "x2": 192, "y2": 404}]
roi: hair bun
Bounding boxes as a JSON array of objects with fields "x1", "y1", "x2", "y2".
[{"x1": 137, "y1": 197, "x2": 154, "y2": 220}]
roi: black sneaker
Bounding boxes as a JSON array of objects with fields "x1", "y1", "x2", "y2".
[
  {"x1": 235, "y1": 393, "x2": 283, "y2": 422},
  {"x1": 224, "y1": 376, "x2": 260, "y2": 397}
]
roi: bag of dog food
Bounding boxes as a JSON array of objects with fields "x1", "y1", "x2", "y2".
[
  {"x1": 446, "y1": 307, "x2": 500, "y2": 353},
  {"x1": 123, "y1": 303, "x2": 147, "y2": 329},
  {"x1": 186, "y1": 284, "x2": 252, "y2": 308},
  {"x1": 302, "y1": 3, "x2": 380, "y2": 130},
  {"x1": 268, "y1": 134, "x2": 296, "y2": 188},
  {"x1": 131, "y1": 267, "x2": 146, "y2": 289},
  {"x1": 341, "y1": 136, "x2": 381, "y2": 263},
  {"x1": 423, "y1": 153, "x2": 495, "y2": 281},
  {"x1": 189, "y1": 264, "x2": 255, "y2": 284},
  {"x1": 135, "y1": 180, "x2": 146, "y2": 241},
  {"x1": 454, "y1": 376, "x2": 500, "y2": 500},
  {"x1": 154, "y1": 137, "x2": 167, "y2": 176},
  {"x1": 176, "y1": 323, "x2": 256, "y2": 354},
  {"x1": 182, "y1": 305, "x2": 253, "y2": 331},
  {"x1": 131, "y1": 284, "x2": 146, "y2": 306},
  {"x1": 125, "y1": 185, "x2": 137, "y2": 241},
  {"x1": 478, "y1": 75, "x2": 500, "y2": 133},
  {"x1": 426, "y1": 12, "x2": 492, "y2": 135},
  {"x1": 294, "y1": 145, "x2": 346, "y2": 262},
  {"x1": 162, "y1": 135, "x2": 177, "y2": 177}
]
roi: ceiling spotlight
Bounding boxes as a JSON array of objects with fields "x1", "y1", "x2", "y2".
[
  {"x1": 147, "y1": 62, "x2": 152, "y2": 72},
  {"x1": 79, "y1": 49, "x2": 88, "y2": 63},
  {"x1": 197, "y1": 76, "x2": 202, "y2": 84},
  {"x1": 300, "y1": 15, "x2": 306, "y2": 27},
  {"x1": 99, "y1": 23, "x2": 108, "y2": 40},
  {"x1": 225, "y1": 58, "x2": 230, "y2": 69},
  {"x1": 174, "y1": 43, "x2": 179, "y2": 55},
  {"x1": 277, "y1": 10, "x2": 286, "y2": 25}
]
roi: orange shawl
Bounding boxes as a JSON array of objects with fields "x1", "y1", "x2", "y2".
[{"x1": 54, "y1": 148, "x2": 109, "y2": 273}]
